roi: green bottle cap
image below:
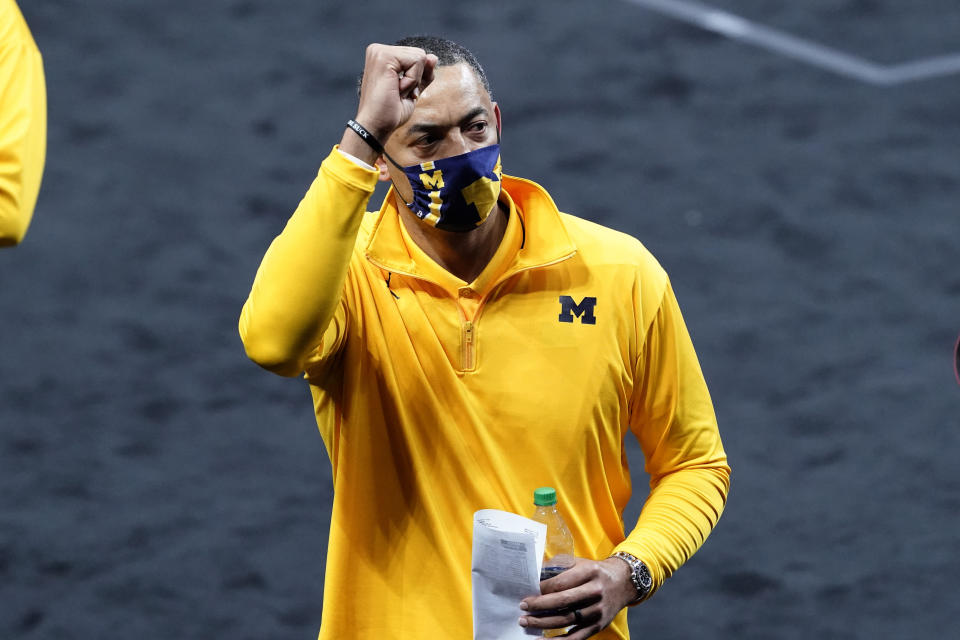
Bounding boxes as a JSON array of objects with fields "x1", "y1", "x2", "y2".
[{"x1": 534, "y1": 487, "x2": 557, "y2": 506}]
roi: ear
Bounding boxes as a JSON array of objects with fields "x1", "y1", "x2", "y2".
[
  {"x1": 493, "y1": 102, "x2": 502, "y2": 137},
  {"x1": 375, "y1": 155, "x2": 391, "y2": 182}
]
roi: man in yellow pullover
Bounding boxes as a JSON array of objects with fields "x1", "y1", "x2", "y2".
[
  {"x1": 0, "y1": 0, "x2": 45, "y2": 248},
  {"x1": 240, "y1": 37, "x2": 730, "y2": 640}
]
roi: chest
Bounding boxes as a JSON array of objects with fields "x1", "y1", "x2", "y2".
[{"x1": 349, "y1": 263, "x2": 639, "y2": 445}]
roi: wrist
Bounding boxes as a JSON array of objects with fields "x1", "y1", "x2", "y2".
[
  {"x1": 342, "y1": 115, "x2": 391, "y2": 167},
  {"x1": 608, "y1": 551, "x2": 653, "y2": 604},
  {"x1": 339, "y1": 127, "x2": 381, "y2": 166},
  {"x1": 352, "y1": 112, "x2": 394, "y2": 144},
  {"x1": 600, "y1": 557, "x2": 636, "y2": 609}
]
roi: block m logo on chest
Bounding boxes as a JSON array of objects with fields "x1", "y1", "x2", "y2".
[{"x1": 558, "y1": 296, "x2": 597, "y2": 325}]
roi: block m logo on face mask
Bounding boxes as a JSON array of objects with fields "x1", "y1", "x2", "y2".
[
  {"x1": 419, "y1": 170, "x2": 444, "y2": 190},
  {"x1": 558, "y1": 296, "x2": 597, "y2": 325}
]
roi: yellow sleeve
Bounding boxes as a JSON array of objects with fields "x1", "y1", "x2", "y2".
[
  {"x1": 239, "y1": 146, "x2": 379, "y2": 377},
  {"x1": 0, "y1": 0, "x2": 47, "y2": 247},
  {"x1": 616, "y1": 277, "x2": 731, "y2": 600}
]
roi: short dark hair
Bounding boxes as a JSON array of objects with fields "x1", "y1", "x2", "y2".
[{"x1": 357, "y1": 35, "x2": 492, "y2": 98}]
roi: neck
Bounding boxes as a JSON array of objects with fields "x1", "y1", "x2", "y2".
[{"x1": 397, "y1": 198, "x2": 509, "y2": 284}]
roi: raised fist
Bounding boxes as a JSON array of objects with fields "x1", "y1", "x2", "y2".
[{"x1": 354, "y1": 43, "x2": 438, "y2": 143}]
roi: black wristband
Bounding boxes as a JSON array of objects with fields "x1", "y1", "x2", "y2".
[{"x1": 346, "y1": 119, "x2": 384, "y2": 154}]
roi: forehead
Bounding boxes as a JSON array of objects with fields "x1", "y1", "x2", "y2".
[{"x1": 407, "y1": 63, "x2": 492, "y2": 123}]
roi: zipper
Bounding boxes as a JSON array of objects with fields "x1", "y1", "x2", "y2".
[
  {"x1": 455, "y1": 252, "x2": 576, "y2": 372},
  {"x1": 461, "y1": 320, "x2": 475, "y2": 371},
  {"x1": 370, "y1": 247, "x2": 578, "y2": 374}
]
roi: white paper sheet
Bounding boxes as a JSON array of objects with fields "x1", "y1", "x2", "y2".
[{"x1": 472, "y1": 509, "x2": 547, "y2": 640}]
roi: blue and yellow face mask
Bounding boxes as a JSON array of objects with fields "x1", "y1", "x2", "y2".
[{"x1": 388, "y1": 143, "x2": 503, "y2": 233}]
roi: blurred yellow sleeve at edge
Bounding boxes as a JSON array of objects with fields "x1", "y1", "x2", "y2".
[{"x1": 0, "y1": 0, "x2": 46, "y2": 248}]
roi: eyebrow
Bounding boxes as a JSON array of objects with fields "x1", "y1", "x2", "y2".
[{"x1": 405, "y1": 106, "x2": 490, "y2": 136}]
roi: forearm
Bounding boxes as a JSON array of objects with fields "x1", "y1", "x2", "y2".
[
  {"x1": 239, "y1": 146, "x2": 378, "y2": 375},
  {"x1": 622, "y1": 276, "x2": 731, "y2": 598},
  {"x1": 616, "y1": 463, "x2": 730, "y2": 598}
]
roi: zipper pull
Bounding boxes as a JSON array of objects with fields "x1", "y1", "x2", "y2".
[{"x1": 462, "y1": 321, "x2": 475, "y2": 370}]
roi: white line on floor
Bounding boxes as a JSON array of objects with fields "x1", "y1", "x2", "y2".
[{"x1": 622, "y1": 0, "x2": 960, "y2": 85}]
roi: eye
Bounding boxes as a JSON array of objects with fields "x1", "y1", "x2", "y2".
[
  {"x1": 468, "y1": 121, "x2": 487, "y2": 133},
  {"x1": 415, "y1": 134, "x2": 439, "y2": 148}
]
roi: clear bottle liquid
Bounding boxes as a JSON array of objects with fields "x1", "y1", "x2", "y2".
[{"x1": 530, "y1": 487, "x2": 575, "y2": 581}]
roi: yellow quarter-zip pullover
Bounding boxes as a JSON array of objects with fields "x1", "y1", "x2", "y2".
[
  {"x1": 240, "y1": 148, "x2": 730, "y2": 640},
  {"x1": 0, "y1": 0, "x2": 45, "y2": 247}
]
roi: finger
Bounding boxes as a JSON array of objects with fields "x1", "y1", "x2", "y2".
[
  {"x1": 397, "y1": 59, "x2": 426, "y2": 98},
  {"x1": 419, "y1": 53, "x2": 438, "y2": 88},
  {"x1": 392, "y1": 49, "x2": 437, "y2": 100},
  {"x1": 392, "y1": 46, "x2": 428, "y2": 77},
  {"x1": 538, "y1": 562, "x2": 593, "y2": 595},
  {"x1": 519, "y1": 603, "x2": 601, "y2": 632},
  {"x1": 522, "y1": 583, "x2": 601, "y2": 614},
  {"x1": 518, "y1": 611, "x2": 571, "y2": 630},
  {"x1": 561, "y1": 603, "x2": 605, "y2": 639},
  {"x1": 540, "y1": 572, "x2": 585, "y2": 595},
  {"x1": 398, "y1": 72, "x2": 419, "y2": 96}
]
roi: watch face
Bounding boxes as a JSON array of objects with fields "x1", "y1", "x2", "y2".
[{"x1": 636, "y1": 563, "x2": 653, "y2": 590}]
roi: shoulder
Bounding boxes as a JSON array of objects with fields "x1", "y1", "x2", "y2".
[
  {"x1": 556, "y1": 212, "x2": 675, "y2": 337},
  {"x1": 558, "y1": 212, "x2": 667, "y2": 287}
]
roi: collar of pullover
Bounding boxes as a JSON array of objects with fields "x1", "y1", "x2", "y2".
[{"x1": 364, "y1": 174, "x2": 578, "y2": 291}]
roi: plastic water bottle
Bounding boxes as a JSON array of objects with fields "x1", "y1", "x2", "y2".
[
  {"x1": 531, "y1": 487, "x2": 575, "y2": 637},
  {"x1": 531, "y1": 487, "x2": 575, "y2": 581}
]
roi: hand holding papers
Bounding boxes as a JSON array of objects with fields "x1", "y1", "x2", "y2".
[{"x1": 472, "y1": 509, "x2": 547, "y2": 639}]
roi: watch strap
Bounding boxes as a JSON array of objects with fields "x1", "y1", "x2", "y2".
[{"x1": 610, "y1": 551, "x2": 653, "y2": 603}]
